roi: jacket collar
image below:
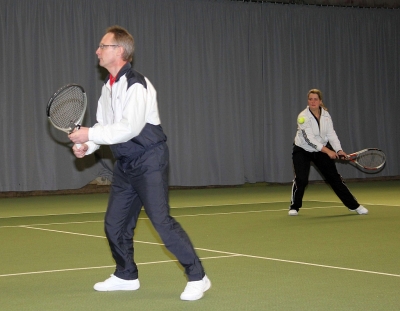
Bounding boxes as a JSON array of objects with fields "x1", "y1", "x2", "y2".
[{"x1": 104, "y1": 62, "x2": 132, "y2": 84}]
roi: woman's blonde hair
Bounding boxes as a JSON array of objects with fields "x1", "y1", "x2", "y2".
[{"x1": 308, "y1": 89, "x2": 328, "y2": 111}]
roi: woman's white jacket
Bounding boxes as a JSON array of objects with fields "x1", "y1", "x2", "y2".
[{"x1": 294, "y1": 107, "x2": 342, "y2": 153}]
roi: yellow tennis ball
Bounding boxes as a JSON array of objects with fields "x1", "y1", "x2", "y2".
[{"x1": 298, "y1": 117, "x2": 305, "y2": 124}]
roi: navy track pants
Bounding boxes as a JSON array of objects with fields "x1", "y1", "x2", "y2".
[{"x1": 104, "y1": 142, "x2": 205, "y2": 281}]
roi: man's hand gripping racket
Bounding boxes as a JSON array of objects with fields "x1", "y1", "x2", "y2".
[
  {"x1": 46, "y1": 84, "x2": 87, "y2": 149},
  {"x1": 339, "y1": 148, "x2": 386, "y2": 171}
]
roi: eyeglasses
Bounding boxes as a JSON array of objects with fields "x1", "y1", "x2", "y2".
[{"x1": 98, "y1": 44, "x2": 119, "y2": 49}]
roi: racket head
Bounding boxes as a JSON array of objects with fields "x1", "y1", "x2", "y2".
[
  {"x1": 46, "y1": 84, "x2": 87, "y2": 134},
  {"x1": 347, "y1": 148, "x2": 386, "y2": 171}
]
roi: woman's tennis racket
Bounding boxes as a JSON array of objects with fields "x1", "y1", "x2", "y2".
[
  {"x1": 340, "y1": 148, "x2": 386, "y2": 171},
  {"x1": 46, "y1": 84, "x2": 87, "y2": 147}
]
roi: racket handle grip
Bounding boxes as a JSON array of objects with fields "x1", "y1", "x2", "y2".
[{"x1": 74, "y1": 125, "x2": 82, "y2": 149}]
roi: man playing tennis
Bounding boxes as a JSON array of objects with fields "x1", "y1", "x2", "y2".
[{"x1": 68, "y1": 25, "x2": 210, "y2": 301}]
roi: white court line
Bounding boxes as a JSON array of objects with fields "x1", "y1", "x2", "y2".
[
  {"x1": 0, "y1": 255, "x2": 240, "y2": 278},
  {"x1": 0, "y1": 203, "x2": 388, "y2": 229},
  {"x1": 1, "y1": 200, "x2": 398, "y2": 220},
  {"x1": 0, "y1": 211, "x2": 105, "y2": 220},
  {"x1": 20, "y1": 226, "x2": 107, "y2": 239},
  {"x1": 172, "y1": 201, "x2": 288, "y2": 209},
  {"x1": 0, "y1": 205, "x2": 344, "y2": 229},
  {"x1": 0, "y1": 202, "x2": 346, "y2": 223},
  {"x1": 174, "y1": 205, "x2": 343, "y2": 217},
  {"x1": 308, "y1": 200, "x2": 400, "y2": 208},
  {"x1": 194, "y1": 247, "x2": 400, "y2": 278},
  {"x1": 0, "y1": 221, "x2": 104, "y2": 229},
  {"x1": 6, "y1": 225, "x2": 399, "y2": 279},
  {"x1": 0, "y1": 200, "x2": 293, "y2": 220}
]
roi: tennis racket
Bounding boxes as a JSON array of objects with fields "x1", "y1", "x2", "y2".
[
  {"x1": 340, "y1": 148, "x2": 386, "y2": 171},
  {"x1": 46, "y1": 84, "x2": 87, "y2": 147}
]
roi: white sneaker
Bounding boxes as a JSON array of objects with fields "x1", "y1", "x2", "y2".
[
  {"x1": 180, "y1": 275, "x2": 211, "y2": 301},
  {"x1": 350, "y1": 205, "x2": 368, "y2": 215},
  {"x1": 288, "y1": 209, "x2": 298, "y2": 216},
  {"x1": 93, "y1": 274, "x2": 140, "y2": 291}
]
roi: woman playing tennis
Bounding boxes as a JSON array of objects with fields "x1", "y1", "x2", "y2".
[{"x1": 289, "y1": 89, "x2": 368, "y2": 216}]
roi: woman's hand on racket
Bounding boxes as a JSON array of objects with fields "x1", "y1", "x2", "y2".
[
  {"x1": 68, "y1": 126, "x2": 89, "y2": 145},
  {"x1": 322, "y1": 146, "x2": 339, "y2": 159},
  {"x1": 72, "y1": 143, "x2": 88, "y2": 158},
  {"x1": 337, "y1": 150, "x2": 348, "y2": 159}
]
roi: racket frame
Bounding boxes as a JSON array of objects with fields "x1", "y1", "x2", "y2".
[
  {"x1": 46, "y1": 84, "x2": 87, "y2": 134},
  {"x1": 343, "y1": 148, "x2": 386, "y2": 171}
]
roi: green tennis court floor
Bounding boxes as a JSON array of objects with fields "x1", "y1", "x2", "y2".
[{"x1": 0, "y1": 181, "x2": 399, "y2": 310}]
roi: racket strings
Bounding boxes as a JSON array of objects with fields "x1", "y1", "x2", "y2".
[
  {"x1": 48, "y1": 86, "x2": 86, "y2": 131},
  {"x1": 357, "y1": 150, "x2": 385, "y2": 168}
]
